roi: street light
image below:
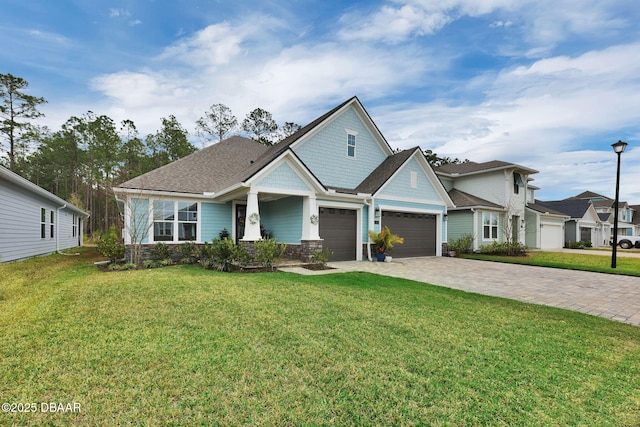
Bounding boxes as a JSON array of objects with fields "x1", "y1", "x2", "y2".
[{"x1": 611, "y1": 140, "x2": 628, "y2": 268}]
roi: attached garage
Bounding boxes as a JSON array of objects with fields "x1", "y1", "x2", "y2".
[
  {"x1": 319, "y1": 207, "x2": 357, "y2": 261},
  {"x1": 382, "y1": 211, "x2": 437, "y2": 257},
  {"x1": 540, "y1": 222, "x2": 564, "y2": 249}
]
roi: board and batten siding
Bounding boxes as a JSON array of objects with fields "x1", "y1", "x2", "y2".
[{"x1": 0, "y1": 178, "x2": 81, "y2": 263}]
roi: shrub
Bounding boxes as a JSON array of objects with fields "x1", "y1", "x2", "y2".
[
  {"x1": 151, "y1": 242, "x2": 171, "y2": 261},
  {"x1": 565, "y1": 240, "x2": 592, "y2": 250},
  {"x1": 219, "y1": 228, "x2": 230, "y2": 239},
  {"x1": 96, "y1": 225, "x2": 125, "y2": 263},
  {"x1": 178, "y1": 241, "x2": 197, "y2": 264},
  {"x1": 198, "y1": 242, "x2": 215, "y2": 259},
  {"x1": 201, "y1": 238, "x2": 249, "y2": 272},
  {"x1": 143, "y1": 260, "x2": 162, "y2": 269},
  {"x1": 254, "y1": 238, "x2": 287, "y2": 269},
  {"x1": 478, "y1": 240, "x2": 527, "y2": 256},
  {"x1": 448, "y1": 234, "x2": 475, "y2": 254},
  {"x1": 310, "y1": 248, "x2": 333, "y2": 266}
]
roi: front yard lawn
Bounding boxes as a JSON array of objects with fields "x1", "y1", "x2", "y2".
[
  {"x1": 2, "y1": 248, "x2": 640, "y2": 425},
  {"x1": 464, "y1": 250, "x2": 640, "y2": 276}
]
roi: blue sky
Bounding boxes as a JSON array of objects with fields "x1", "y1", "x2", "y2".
[{"x1": 2, "y1": 0, "x2": 640, "y2": 201}]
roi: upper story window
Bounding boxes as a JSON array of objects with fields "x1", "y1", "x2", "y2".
[
  {"x1": 347, "y1": 134, "x2": 356, "y2": 158},
  {"x1": 513, "y1": 172, "x2": 523, "y2": 194},
  {"x1": 345, "y1": 129, "x2": 358, "y2": 158}
]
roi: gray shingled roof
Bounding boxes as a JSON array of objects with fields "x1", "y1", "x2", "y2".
[
  {"x1": 118, "y1": 136, "x2": 269, "y2": 194},
  {"x1": 448, "y1": 188, "x2": 503, "y2": 209},
  {"x1": 354, "y1": 148, "x2": 416, "y2": 194},
  {"x1": 535, "y1": 199, "x2": 592, "y2": 219},
  {"x1": 117, "y1": 97, "x2": 385, "y2": 196},
  {"x1": 526, "y1": 202, "x2": 567, "y2": 216},
  {"x1": 435, "y1": 160, "x2": 538, "y2": 176},
  {"x1": 570, "y1": 191, "x2": 611, "y2": 200}
]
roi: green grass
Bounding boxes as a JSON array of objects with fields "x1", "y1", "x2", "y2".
[
  {"x1": 2, "y1": 248, "x2": 640, "y2": 425},
  {"x1": 464, "y1": 251, "x2": 640, "y2": 276}
]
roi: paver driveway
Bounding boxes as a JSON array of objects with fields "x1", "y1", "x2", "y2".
[{"x1": 302, "y1": 257, "x2": 640, "y2": 326}]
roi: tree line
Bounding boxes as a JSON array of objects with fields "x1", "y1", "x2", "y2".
[
  {"x1": 0, "y1": 73, "x2": 300, "y2": 236},
  {"x1": 1, "y1": 72, "x2": 465, "y2": 237}
]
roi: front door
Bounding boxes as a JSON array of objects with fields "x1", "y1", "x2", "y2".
[{"x1": 236, "y1": 204, "x2": 246, "y2": 243}]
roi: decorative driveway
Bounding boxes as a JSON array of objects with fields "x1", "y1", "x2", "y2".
[{"x1": 284, "y1": 257, "x2": 640, "y2": 326}]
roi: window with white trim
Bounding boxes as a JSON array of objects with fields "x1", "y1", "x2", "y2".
[
  {"x1": 347, "y1": 133, "x2": 356, "y2": 158},
  {"x1": 153, "y1": 200, "x2": 175, "y2": 241},
  {"x1": 152, "y1": 200, "x2": 198, "y2": 242},
  {"x1": 72, "y1": 214, "x2": 77, "y2": 237},
  {"x1": 177, "y1": 202, "x2": 198, "y2": 241},
  {"x1": 483, "y1": 212, "x2": 498, "y2": 240},
  {"x1": 41, "y1": 208, "x2": 46, "y2": 239},
  {"x1": 50, "y1": 210, "x2": 55, "y2": 238}
]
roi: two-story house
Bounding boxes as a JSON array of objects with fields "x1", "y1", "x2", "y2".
[
  {"x1": 570, "y1": 191, "x2": 635, "y2": 241},
  {"x1": 435, "y1": 161, "x2": 566, "y2": 250},
  {"x1": 114, "y1": 97, "x2": 454, "y2": 262}
]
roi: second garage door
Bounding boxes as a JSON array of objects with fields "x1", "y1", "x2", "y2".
[
  {"x1": 319, "y1": 207, "x2": 357, "y2": 261},
  {"x1": 382, "y1": 211, "x2": 437, "y2": 257}
]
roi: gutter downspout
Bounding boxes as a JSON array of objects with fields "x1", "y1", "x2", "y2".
[{"x1": 57, "y1": 204, "x2": 80, "y2": 256}]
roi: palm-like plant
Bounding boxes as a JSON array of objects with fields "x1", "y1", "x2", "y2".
[{"x1": 368, "y1": 226, "x2": 404, "y2": 254}]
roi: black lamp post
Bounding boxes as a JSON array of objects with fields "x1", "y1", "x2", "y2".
[{"x1": 611, "y1": 140, "x2": 628, "y2": 268}]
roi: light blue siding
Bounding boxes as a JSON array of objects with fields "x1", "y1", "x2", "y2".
[
  {"x1": 378, "y1": 157, "x2": 441, "y2": 201},
  {"x1": 260, "y1": 197, "x2": 303, "y2": 243},
  {"x1": 293, "y1": 106, "x2": 387, "y2": 189},
  {"x1": 130, "y1": 198, "x2": 149, "y2": 244},
  {"x1": 255, "y1": 162, "x2": 312, "y2": 192},
  {"x1": 0, "y1": 178, "x2": 82, "y2": 263},
  {"x1": 201, "y1": 202, "x2": 232, "y2": 242}
]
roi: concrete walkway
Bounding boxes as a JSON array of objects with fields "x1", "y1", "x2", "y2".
[{"x1": 281, "y1": 257, "x2": 640, "y2": 326}]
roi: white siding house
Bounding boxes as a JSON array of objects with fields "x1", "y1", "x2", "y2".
[{"x1": 0, "y1": 166, "x2": 88, "y2": 263}]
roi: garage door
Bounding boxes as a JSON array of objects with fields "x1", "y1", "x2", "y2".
[
  {"x1": 382, "y1": 211, "x2": 436, "y2": 257},
  {"x1": 319, "y1": 207, "x2": 357, "y2": 261},
  {"x1": 540, "y1": 223, "x2": 564, "y2": 249}
]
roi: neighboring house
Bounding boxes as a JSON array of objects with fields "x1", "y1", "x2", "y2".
[
  {"x1": 434, "y1": 160, "x2": 562, "y2": 250},
  {"x1": 569, "y1": 191, "x2": 635, "y2": 239},
  {"x1": 114, "y1": 97, "x2": 454, "y2": 261},
  {"x1": 535, "y1": 198, "x2": 609, "y2": 246},
  {"x1": 0, "y1": 165, "x2": 88, "y2": 263},
  {"x1": 524, "y1": 201, "x2": 569, "y2": 250},
  {"x1": 630, "y1": 204, "x2": 640, "y2": 235}
]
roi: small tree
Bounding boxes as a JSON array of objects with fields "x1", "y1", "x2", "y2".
[
  {"x1": 119, "y1": 193, "x2": 152, "y2": 265},
  {"x1": 242, "y1": 108, "x2": 278, "y2": 145},
  {"x1": 0, "y1": 73, "x2": 47, "y2": 171},
  {"x1": 196, "y1": 103, "x2": 238, "y2": 143},
  {"x1": 97, "y1": 225, "x2": 125, "y2": 263}
]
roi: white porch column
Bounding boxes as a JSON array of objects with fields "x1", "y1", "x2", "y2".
[
  {"x1": 302, "y1": 195, "x2": 320, "y2": 240},
  {"x1": 242, "y1": 189, "x2": 262, "y2": 241}
]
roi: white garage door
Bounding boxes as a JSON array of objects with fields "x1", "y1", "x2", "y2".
[{"x1": 540, "y1": 223, "x2": 563, "y2": 249}]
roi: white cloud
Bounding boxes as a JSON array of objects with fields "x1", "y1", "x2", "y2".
[{"x1": 109, "y1": 8, "x2": 129, "y2": 18}]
